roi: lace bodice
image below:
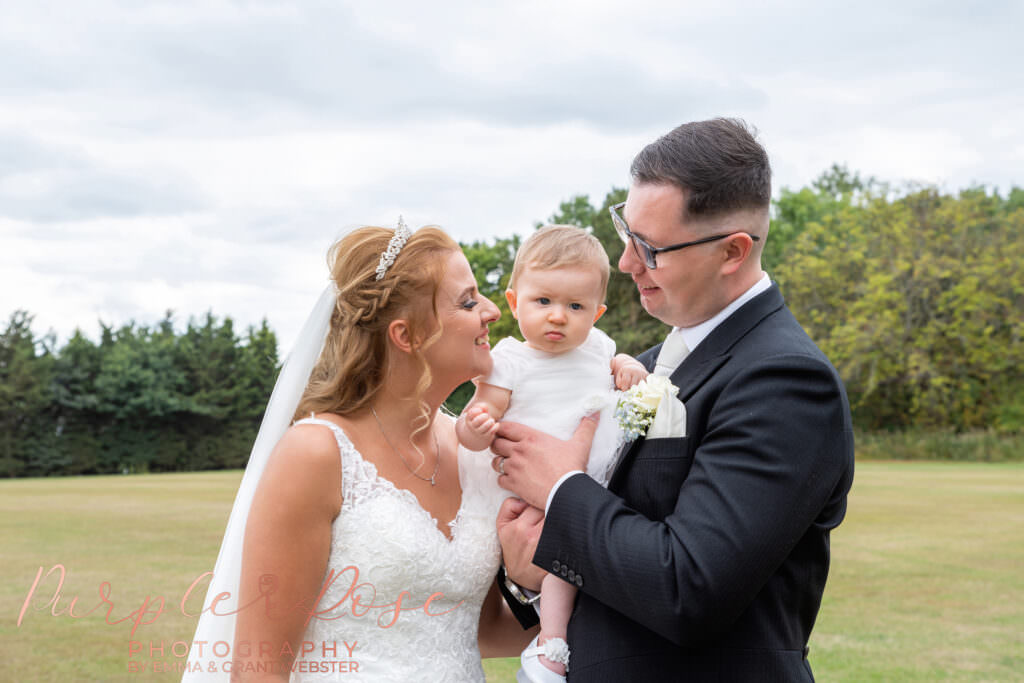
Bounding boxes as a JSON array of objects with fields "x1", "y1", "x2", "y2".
[{"x1": 291, "y1": 418, "x2": 502, "y2": 682}]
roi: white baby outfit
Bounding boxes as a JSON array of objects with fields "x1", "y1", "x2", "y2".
[{"x1": 483, "y1": 328, "x2": 622, "y2": 486}]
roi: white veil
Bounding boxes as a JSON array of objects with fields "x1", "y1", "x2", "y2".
[{"x1": 182, "y1": 284, "x2": 336, "y2": 681}]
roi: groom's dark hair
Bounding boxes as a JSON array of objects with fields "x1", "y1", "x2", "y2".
[{"x1": 631, "y1": 117, "x2": 771, "y2": 220}]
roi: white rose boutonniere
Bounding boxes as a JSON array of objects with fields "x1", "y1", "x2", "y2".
[{"x1": 615, "y1": 375, "x2": 681, "y2": 440}]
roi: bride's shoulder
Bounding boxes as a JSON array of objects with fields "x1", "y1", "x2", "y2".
[
  {"x1": 284, "y1": 420, "x2": 342, "y2": 448},
  {"x1": 256, "y1": 418, "x2": 346, "y2": 514},
  {"x1": 273, "y1": 416, "x2": 349, "y2": 469}
]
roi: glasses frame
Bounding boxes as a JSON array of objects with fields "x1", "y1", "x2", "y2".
[{"x1": 609, "y1": 201, "x2": 760, "y2": 270}]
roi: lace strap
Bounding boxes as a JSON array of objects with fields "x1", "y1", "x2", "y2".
[{"x1": 293, "y1": 417, "x2": 354, "y2": 499}]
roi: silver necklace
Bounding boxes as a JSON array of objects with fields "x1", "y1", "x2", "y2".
[{"x1": 370, "y1": 407, "x2": 440, "y2": 486}]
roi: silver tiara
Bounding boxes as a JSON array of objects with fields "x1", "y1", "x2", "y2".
[{"x1": 375, "y1": 216, "x2": 413, "y2": 280}]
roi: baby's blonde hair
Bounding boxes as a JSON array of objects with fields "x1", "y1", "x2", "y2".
[{"x1": 508, "y1": 225, "x2": 610, "y2": 299}]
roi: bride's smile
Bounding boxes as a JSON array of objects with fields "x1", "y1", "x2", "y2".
[{"x1": 421, "y1": 250, "x2": 500, "y2": 392}]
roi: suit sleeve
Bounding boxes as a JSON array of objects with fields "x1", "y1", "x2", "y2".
[
  {"x1": 534, "y1": 352, "x2": 853, "y2": 645},
  {"x1": 496, "y1": 566, "x2": 540, "y2": 629}
]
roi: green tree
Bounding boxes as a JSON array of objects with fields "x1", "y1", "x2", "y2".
[
  {"x1": 0, "y1": 312, "x2": 58, "y2": 476},
  {"x1": 93, "y1": 316, "x2": 187, "y2": 472},
  {"x1": 52, "y1": 330, "x2": 103, "y2": 474},
  {"x1": 766, "y1": 164, "x2": 881, "y2": 272},
  {"x1": 237, "y1": 320, "x2": 280, "y2": 419},
  {"x1": 2, "y1": 309, "x2": 280, "y2": 477},
  {"x1": 777, "y1": 184, "x2": 1024, "y2": 432},
  {"x1": 170, "y1": 312, "x2": 279, "y2": 471},
  {"x1": 1003, "y1": 186, "x2": 1024, "y2": 214}
]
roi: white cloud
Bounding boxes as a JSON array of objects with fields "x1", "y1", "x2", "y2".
[{"x1": 2, "y1": 0, "x2": 1022, "y2": 351}]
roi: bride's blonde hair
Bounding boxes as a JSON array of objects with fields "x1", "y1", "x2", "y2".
[{"x1": 294, "y1": 225, "x2": 459, "y2": 425}]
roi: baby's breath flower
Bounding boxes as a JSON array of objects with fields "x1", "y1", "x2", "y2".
[{"x1": 614, "y1": 376, "x2": 680, "y2": 440}]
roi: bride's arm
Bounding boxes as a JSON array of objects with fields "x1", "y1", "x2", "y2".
[
  {"x1": 477, "y1": 578, "x2": 540, "y2": 658},
  {"x1": 232, "y1": 424, "x2": 343, "y2": 681}
]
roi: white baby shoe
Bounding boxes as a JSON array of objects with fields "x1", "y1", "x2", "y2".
[{"x1": 516, "y1": 635, "x2": 569, "y2": 683}]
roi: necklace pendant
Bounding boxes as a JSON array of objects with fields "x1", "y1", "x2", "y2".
[{"x1": 371, "y1": 406, "x2": 441, "y2": 487}]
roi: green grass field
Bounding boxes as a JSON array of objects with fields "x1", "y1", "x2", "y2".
[{"x1": 2, "y1": 462, "x2": 1021, "y2": 681}]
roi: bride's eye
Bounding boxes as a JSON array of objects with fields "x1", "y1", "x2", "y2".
[{"x1": 461, "y1": 299, "x2": 479, "y2": 310}]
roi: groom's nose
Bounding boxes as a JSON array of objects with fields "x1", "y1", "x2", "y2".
[{"x1": 618, "y1": 241, "x2": 643, "y2": 275}]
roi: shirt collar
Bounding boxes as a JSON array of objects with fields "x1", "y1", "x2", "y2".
[{"x1": 675, "y1": 273, "x2": 771, "y2": 354}]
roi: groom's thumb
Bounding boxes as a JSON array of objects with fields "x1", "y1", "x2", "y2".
[
  {"x1": 497, "y1": 496, "x2": 529, "y2": 524},
  {"x1": 571, "y1": 411, "x2": 600, "y2": 456},
  {"x1": 576, "y1": 411, "x2": 600, "y2": 435}
]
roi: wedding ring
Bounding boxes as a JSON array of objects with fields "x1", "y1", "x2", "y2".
[{"x1": 497, "y1": 457, "x2": 506, "y2": 476}]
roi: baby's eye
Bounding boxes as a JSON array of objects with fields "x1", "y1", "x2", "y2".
[
  {"x1": 569, "y1": 302, "x2": 583, "y2": 311},
  {"x1": 537, "y1": 297, "x2": 550, "y2": 305},
  {"x1": 461, "y1": 299, "x2": 479, "y2": 310}
]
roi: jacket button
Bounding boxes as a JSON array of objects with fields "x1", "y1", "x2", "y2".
[
  {"x1": 567, "y1": 569, "x2": 575, "y2": 581},
  {"x1": 574, "y1": 575, "x2": 583, "y2": 587},
  {"x1": 552, "y1": 560, "x2": 561, "y2": 572}
]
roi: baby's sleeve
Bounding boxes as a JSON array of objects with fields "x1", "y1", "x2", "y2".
[
  {"x1": 588, "y1": 327, "x2": 617, "y2": 360},
  {"x1": 480, "y1": 337, "x2": 520, "y2": 391}
]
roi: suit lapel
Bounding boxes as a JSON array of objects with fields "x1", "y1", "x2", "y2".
[
  {"x1": 669, "y1": 353, "x2": 730, "y2": 403},
  {"x1": 608, "y1": 285, "x2": 786, "y2": 490},
  {"x1": 668, "y1": 284, "x2": 785, "y2": 397},
  {"x1": 608, "y1": 353, "x2": 729, "y2": 491}
]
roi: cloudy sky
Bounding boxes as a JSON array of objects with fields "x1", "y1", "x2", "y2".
[{"x1": 3, "y1": 0, "x2": 1022, "y2": 353}]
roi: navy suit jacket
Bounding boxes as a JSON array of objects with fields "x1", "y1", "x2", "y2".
[{"x1": 524, "y1": 284, "x2": 855, "y2": 681}]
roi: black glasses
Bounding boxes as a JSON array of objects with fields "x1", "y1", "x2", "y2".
[{"x1": 609, "y1": 202, "x2": 760, "y2": 270}]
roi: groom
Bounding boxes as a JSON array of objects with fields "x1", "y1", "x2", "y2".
[{"x1": 492, "y1": 118, "x2": 855, "y2": 681}]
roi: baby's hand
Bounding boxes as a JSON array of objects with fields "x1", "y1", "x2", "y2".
[
  {"x1": 464, "y1": 404, "x2": 500, "y2": 442},
  {"x1": 613, "y1": 357, "x2": 648, "y2": 390}
]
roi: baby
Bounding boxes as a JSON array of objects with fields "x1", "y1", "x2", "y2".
[{"x1": 456, "y1": 224, "x2": 647, "y2": 681}]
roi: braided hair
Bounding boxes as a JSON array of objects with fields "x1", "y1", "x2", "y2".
[{"x1": 294, "y1": 226, "x2": 459, "y2": 425}]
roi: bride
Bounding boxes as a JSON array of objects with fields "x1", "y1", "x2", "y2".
[{"x1": 184, "y1": 222, "x2": 536, "y2": 681}]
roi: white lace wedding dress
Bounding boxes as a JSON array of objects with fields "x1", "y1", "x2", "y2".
[{"x1": 290, "y1": 418, "x2": 502, "y2": 682}]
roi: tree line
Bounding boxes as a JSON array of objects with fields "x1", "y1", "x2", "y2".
[
  {"x1": 0, "y1": 312, "x2": 278, "y2": 477},
  {"x1": 2, "y1": 167, "x2": 1022, "y2": 476}
]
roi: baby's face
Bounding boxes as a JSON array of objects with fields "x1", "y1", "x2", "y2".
[{"x1": 506, "y1": 265, "x2": 607, "y2": 354}]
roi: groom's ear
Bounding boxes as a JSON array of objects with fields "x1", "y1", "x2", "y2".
[
  {"x1": 504, "y1": 289, "x2": 519, "y2": 318},
  {"x1": 387, "y1": 319, "x2": 415, "y2": 353}
]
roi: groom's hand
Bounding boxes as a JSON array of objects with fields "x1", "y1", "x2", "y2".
[
  {"x1": 496, "y1": 497, "x2": 546, "y2": 592},
  {"x1": 491, "y1": 414, "x2": 599, "y2": 509}
]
